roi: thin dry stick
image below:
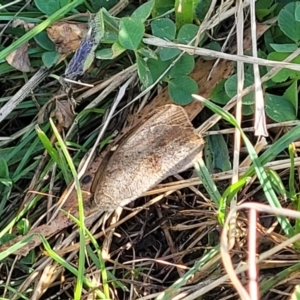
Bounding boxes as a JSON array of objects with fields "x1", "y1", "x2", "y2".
[
  {"x1": 193, "y1": 0, "x2": 217, "y2": 48},
  {"x1": 0, "y1": 66, "x2": 51, "y2": 123},
  {"x1": 248, "y1": 208, "x2": 258, "y2": 300},
  {"x1": 221, "y1": 203, "x2": 300, "y2": 300},
  {"x1": 143, "y1": 37, "x2": 300, "y2": 71},
  {"x1": 250, "y1": 0, "x2": 268, "y2": 136},
  {"x1": 200, "y1": 0, "x2": 249, "y2": 34},
  {"x1": 208, "y1": 21, "x2": 236, "y2": 79},
  {"x1": 143, "y1": 156, "x2": 300, "y2": 195}
]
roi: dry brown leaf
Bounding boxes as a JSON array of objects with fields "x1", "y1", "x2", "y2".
[
  {"x1": 51, "y1": 99, "x2": 75, "y2": 128},
  {"x1": 38, "y1": 97, "x2": 75, "y2": 128},
  {"x1": 6, "y1": 43, "x2": 32, "y2": 72},
  {"x1": 47, "y1": 21, "x2": 87, "y2": 54}
]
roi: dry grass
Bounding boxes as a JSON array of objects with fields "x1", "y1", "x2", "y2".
[{"x1": 1, "y1": 0, "x2": 300, "y2": 299}]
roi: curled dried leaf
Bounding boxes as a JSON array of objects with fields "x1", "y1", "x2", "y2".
[
  {"x1": 6, "y1": 43, "x2": 32, "y2": 72},
  {"x1": 51, "y1": 99, "x2": 75, "y2": 128},
  {"x1": 47, "y1": 21, "x2": 87, "y2": 54}
]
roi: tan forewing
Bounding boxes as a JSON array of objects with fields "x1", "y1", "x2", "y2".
[
  {"x1": 94, "y1": 104, "x2": 204, "y2": 210},
  {"x1": 91, "y1": 104, "x2": 190, "y2": 194}
]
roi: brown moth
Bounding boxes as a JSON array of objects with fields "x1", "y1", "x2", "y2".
[
  {"x1": 0, "y1": 104, "x2": 203, "y2": 256},
  {"x1": 91, "y1": 104, "x2": 204, "y2": 211}
]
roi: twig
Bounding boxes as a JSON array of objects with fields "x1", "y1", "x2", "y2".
[{"x1": 0, "y1": 66, "x2": 51, "y2": 123}]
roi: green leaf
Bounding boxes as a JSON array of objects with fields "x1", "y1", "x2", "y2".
[
  {"x1": 34, "y1": 0, "x2": 61, "y2": 15},
  {"x1": 0, "y1": 63, "x2": 14, "y2": 76},
  {"x1": 0, "y1": 233, "x2": 16, "y2": 246},
  {"x1": 42, "y1": 51, "x2": 60, "y2": 68},
  {"x1": 267, "y1": 52, "x2": 300, "y2": 82},
  {"x1": 177, "y1": 24, "x2": 199, "y2": 44},
  {"x1": 159, "y1": 48, "x2": 181, "y2": 61},
  {"x1": 96, "y1": 42, "x2": 125, "y2": 59},
  {"x1": 0, "y1": 157, "x2": 9, "y2": 178},
  {"x1": 242, "y1": 104, "x2": 255, "y2": 116},
  {"x1": 91, "y1": 0, "x2": 118, "y2": 10},
  {"x1": 225, "y1": 73, "x2": 255, "y2": 104},
  {"x1": 138, "y1": 47, "x2": 157, "y2": 59},
  {"x1": 34, "y1": 31, "x2": 55, "y2": 51},
  {"x1": 296, "y1": 1, "x2": 300, "y2": 21},
  {"x1": 0, "y1": 157, "x2": 12, "y2": 215},
  {"x1": 103, "y1": 31, "x2": 118, "y2": 43},
  {"x1": 263, "y1": 28, "x2": 275, "y2": 54},
  {"x1": 175, "y1": 0, "x2": 196, "y2": 29},
  {"x1": 204, "y1": 127, "x2": 231, "y2": 173},
  {"x1": 168, "y1": 76, "x2": 198, "y2": 105},
  {"x1": 147, "y1": 57, "x2": 171, "y2": 83},
  {"x1": 265, "y1": 93, "x2": 296, "y2": 122},
  {"x1": 210, "y1": 79, "x2": 231, "y2": 104},
  {"x1": 169, "y1": 53, "x2": 195, "y2": 77},
  {"x1": 119, "y1": 17, "x2": 145, "y2": 50},
  {"x1": 256, "y1": 4, "x2": 277, "y2": 21},
  {"x1": 256, "y1": 0, "x2": 277, "y2": 21},
  {"x1": 111, "y1": 42, "x2": 126, "y2": 58},
  {"x1": 195, "y1": 0, "x2": 211, "y2": 21},
  {"x1": 151, "y1": 18, "x2": 176, "y2": 40},
  {"x1": 204, "y1": 41, "x2": 221, "y2": 51},
  {"x1": 256, "y1": 0, "x2": 274, "y2": 10},
  {"x1": 20, "y1": 250, "x2": 36, "y2": 265},
  {"x1": 288, "y1": 144, "x2": 296, "y2": 202},
  {"x1": 137, "y1": 55, "x2": 153, "y2": 87},
  {"x1": 278, "y1": 2, "x2": 300, "y2": 43},
  {"x1": 284, "y1": 80, "x2": 298, "y2": 115},
  {"x1": 17, "y1": 218, "x2": 30, "y2": 235},
  {"x1": 96, "y1": 48, "x2": 113, "y2": 59},
  {"x1": 132, "y1": 0, "x2": 154, "y2": 22},
  {"x1": 152, "y1": 0, "x2": 174, "y2": 18},
  {"x1": 60, "y1": 0, "x2": 70, "y2": 6},
  {"x1": 270, "y1": 43, "x2": 297, "y2": 52}
]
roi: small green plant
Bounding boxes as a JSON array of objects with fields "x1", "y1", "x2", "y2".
[
  {"x1": 210, "y1": 1, "x2": 300, "y2": 123},
  {"x1": 95, "y1": 0, "x2": 201, "y2": 105},
  {"x1": 32, "y1": 0, "x2": 209, "y2": 105}
]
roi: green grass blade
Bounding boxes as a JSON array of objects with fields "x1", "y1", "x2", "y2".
[
  {"x1": 49, "y1": 119, "x2": 85, "y2": 300},
  {"x1": 12, "y1": 137, "x2": 40, "y2": 178},
  {"x1": 35, "y1": 125, "x2": 60, "y2": 163},
  {"x1": 194, "y1": 158, "x2": 221, "y2": 207},
  {"x1": 193, "y1": 95, "x2": 295, "y2": 237},
  {"x1": 260, "y1": 262, "x2": 300, "y2": 295},
  {"x1": 244, "y1": 124, "x2": 300, "y2": 177},
  {"x1": 218, "y1": 177, "x2": 250, "y2": 224},
  {"x1": 289, "y1": 144, "x2": 296, "y2": 200}
]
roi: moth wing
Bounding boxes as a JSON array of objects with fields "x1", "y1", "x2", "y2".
[{"x1": 94, "y1": 105, "x2": 204, "y2": 210}]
